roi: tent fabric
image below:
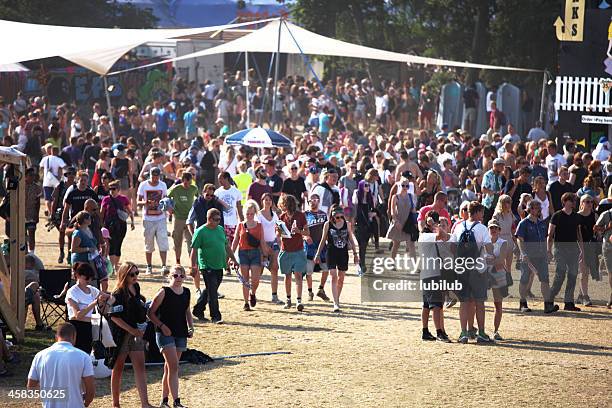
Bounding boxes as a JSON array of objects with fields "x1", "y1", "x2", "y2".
[
  {"x1": 109, "y1": 19, "x2": 543, "y2": 76},
  {"x1": 0, "y1": 18, "x2": 275, "y2": 75},
  {"x1": 0, "y1": 63, "x2": 29, "y2": 72}
]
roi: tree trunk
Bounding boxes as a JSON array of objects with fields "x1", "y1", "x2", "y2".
[{"x1": 466, "y1": 0, "x2": 492, "y2": 84}]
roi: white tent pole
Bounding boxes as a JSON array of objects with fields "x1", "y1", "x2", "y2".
[
  {"x1": 102, "y1": 75, "x2": 117, "y2": 142},
  {"x1": 245, "y1": 51, "x2": 250, "y2": 128},
  {"x1": 271, "y1": 18, "x2": 282, "y2": 131},
  {"x1": 538, "y1": 71, "x2": 547, "y2": 128}
]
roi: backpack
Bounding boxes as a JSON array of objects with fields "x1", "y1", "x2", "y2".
[{"x1": 457, "y1": 221, "x2": 480, "y2": 260}]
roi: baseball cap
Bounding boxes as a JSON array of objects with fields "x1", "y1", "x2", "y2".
[
  {"x1": 493, "y1": 158, "x2": 506, "y2": 166},
  {"x1": 487, "y1": 220, "x2": 501, "y2": 229},
  {"x1": 308, "y1": 166, "x2": 319, "y2": 174}
]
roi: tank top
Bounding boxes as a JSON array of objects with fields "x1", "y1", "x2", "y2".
[
  {"x1": 114, "y1": 158, "x2": 129, "y2": 179},
  {"x1": 257, "y1": 210, "x2": 279, "y2": 242},
  {"x1": 156, "y1": 286, "x2": 190, "y2": 338},
  {"x1": 327, "y1": 220, "x2": 349, "y2": 251},
  {"x1": 532, "y1": 191, "x2": 550, "y2": 219}
]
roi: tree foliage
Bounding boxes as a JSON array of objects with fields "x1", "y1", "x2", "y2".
[
  {"x1": 0, "y1": 0, "x2": 158, "y2": 28},
  {"x1": 283, "y1": 0, "x2": 562, "y2": 86}
]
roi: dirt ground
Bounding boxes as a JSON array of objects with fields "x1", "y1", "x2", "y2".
[{"x1": 2, "y1": 217, "x2": 611, "y2": 408}]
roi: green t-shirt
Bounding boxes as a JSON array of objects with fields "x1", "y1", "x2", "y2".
[
  {"x1": 191, "y1": 224, "x2": 227, "y2": 270},
  {"x1": 168, "y1": 183, "x2": 199, "y2": 220}
]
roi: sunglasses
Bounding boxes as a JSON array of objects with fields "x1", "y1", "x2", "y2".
[
  {"x1": 205, "y1": 194, "x2": 213, "y2": 199},
  {"x1": 172, "y1": 274, "x2": 185, "y2": 279},
  {"x1": 128, "y1": 271, "x2": 139, "y2": 278},
  {"x1": 291, "y1": 167, "x2": 298, "y2": 170},
  {"x1": 334, "y1": 215, "x2": 344, "y2": 220},
  {"x1": 109, "y1": 187, "x2": 117, "y2": 191},
  {"x1": 401, "y1": 184, "x2": 410, "y2": 188}
]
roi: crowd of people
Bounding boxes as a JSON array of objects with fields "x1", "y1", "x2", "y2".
[{"x1": 0, "y1": 70, "x2": 608, "y2": 407}]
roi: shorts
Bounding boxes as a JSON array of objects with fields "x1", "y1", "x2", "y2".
[
  {"x1": 156, "y1": 333, "x2": 187, "y2": 352},
  {"x1": 422, "y1": 276, "x2": 444, "y2": 309},
  {"x1": 143, "y1": 219, "x2": 170, "y2": 252},
  {"x1": 419, "y1": 110, "x2": 433, "y2": 122},
  {"x1": 266, "y1": 241, "x2": 280, "y2": 252},
  {"x1": 519, "y1": 257, "x2": 549, "y2": 285},
  {"x1": 306, "y1": 259, "x2": 328, "y2": 275},
  {"x1": 119, "y1": 334, "x2": 146, "y2": 354},
  {"x1": 172, "y1": 218, "x2": 193, "y2": 253},
  {"x1": 492, "y1": 286, "x2": 509, "y2": 301},
  {"x1": 238, "y1": 248, "x2": 262, "y2": 266},
  {"x1": 224, "y1": 224, "x2": 237, "y2": 246},
  {"x1": 278, "y1": 249, "x2": 307, "y2": 275},
  {"x1": 456, "y1": 269, "x2": 488, "y2": 302},
  {"x1": 326, "y1": 248, "x2": 349, "y2": 271},
  {"x1": 464, "y1": 107, "x2": 477, "y2": 122},
  {"x1": 43, "y1": 186, "x2": 54, "y2": 201}
]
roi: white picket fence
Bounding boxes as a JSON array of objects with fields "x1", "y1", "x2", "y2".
[{"x1": 554, "y1": 76, "x2": 611, "y2": 112}]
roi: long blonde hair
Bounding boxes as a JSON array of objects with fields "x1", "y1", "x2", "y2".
[{"x1": 494, "y1": 194, "x2": 512, "y2": 215}]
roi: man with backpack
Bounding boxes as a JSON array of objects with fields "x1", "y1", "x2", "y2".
[
  {"x1": 311, "y1": 168, "x2": 340, "y2": 215},
  {"x1": 451, "y1": 201, "x2": 494, "y2": 344}
]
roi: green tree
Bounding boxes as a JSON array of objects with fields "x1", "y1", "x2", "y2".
[{"x1": 0, "y1": 0, "x2": 158, "y2": 28}]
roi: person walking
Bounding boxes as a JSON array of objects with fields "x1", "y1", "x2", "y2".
[
  {"x1": 353, "y1": 180, "x2": 376, "y2": 275},
  {"x1": 595, "y1": 203, "x2": 612, "y2": 308},
  {"x1": 168, "y1": 172, "x2": 198, "y2": 265},
  {"x1": 515, "y1": 199, "x2": 559, "y2": 314},
  {"x1": 257, "y1": 193, "x2": 283, "y2": 303},
  {"x1": 148, "y1": 265, "x2": 193, "y2": 408},
  {"x1": 215, "y1": 171, "x2": 244, "y2": 267},
  {"x1": 101, "y1": 180, "x2": 135, "y2": 272},
  {"x1": 548, "y1": 192, "x2": 583, "y2": 311},
  {"x1": 191, "y1": 208, "x2": 238, "y2": 323},
  {"x1": 304, "y1": 193, "x2": 331, "y2": 301},
  {"x1": 27, "y1": 323, "x2": 95, "y2": 408},
  {"x1": 232, "y1": 200, "x2": 267, "y2": 311},
  {"x1": 277, "y1": 194, "x2": 310, "y2": 312},
  {"x1": 314, "y1": 205, "x2": 358, "y2": 312},
  {"x1": 108, "y1": 262, "x2": 153, "y2": 408},
  {"x1": 137, "y1": 167, "x2": 169, "y2": 276},
  {"x1": 484, "y1": 219, "x2": 511, "y2": 341},
  {"x1": 387, "y1": 176, "x2": 417, "y2": 260},
  {"x1": 491, "y1": 195, "x2": 515, "y2": 275},
  {"x1": 66, "y1": 262, "x2": 109, "y2": 353},
  {"x1": 482, "y1": 158, "x2": 505, "y2": 223},
  {"x1": 576, "y1": 195, "x2": 598, "y2": 307}
]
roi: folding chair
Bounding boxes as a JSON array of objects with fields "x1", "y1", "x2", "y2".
[{"x1": 38, "y1": 268, "x2": 72, "y2": 328}]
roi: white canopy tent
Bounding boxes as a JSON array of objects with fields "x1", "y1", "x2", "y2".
[
  {"x1": 0, "y1": 63, "x2": 29, "y2": 72},
  {"x1": 0, "y1": 18, "x2": 275, "y2": 75},
  {"x1": 109, "y1": 19, "x2": 543, "y2": 75}
]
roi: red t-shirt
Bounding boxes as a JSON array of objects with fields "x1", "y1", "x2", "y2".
[
  {"x1": 236, "y1": 222, "x2": 263, "y2": 250},
  {"x1": 417, "y1": 204, "x2": 451, "y2": 224},
  {"x1": 280, "y1": 211, "x2": 307, "y2": 252}
]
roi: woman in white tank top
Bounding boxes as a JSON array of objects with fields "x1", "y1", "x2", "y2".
[
  {"x1": 485, "y1": 221, "x2": 511, "y2": 341},
  {"x1": 532, "y1": 176, "x2": 553, "y2": 221},
  {"x1": 257, "y1": 193, "x2": 281, "y2": 303}
]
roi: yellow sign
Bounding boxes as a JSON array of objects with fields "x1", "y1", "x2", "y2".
[{"x1": 555, "y1": 0, "x2": 585, "y2": 42}]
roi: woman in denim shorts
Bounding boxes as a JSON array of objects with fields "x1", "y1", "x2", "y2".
[
  {"x1": 148, "y1": 266, "x2": 193, "y2": 408},
  {"x1": 258, "y1": 193, "x2": 283, "y2": 304},
  {"x1": 232, "y1": 200, "x2": 268, "y2": 311}
]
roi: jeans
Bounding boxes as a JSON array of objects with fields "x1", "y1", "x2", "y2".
[
  {"x1": 551, "y1": 246, "x2": 579, "y2": 303},
  {"x1": 193, "y1": 268, "x2": 223, "y2": 321}
]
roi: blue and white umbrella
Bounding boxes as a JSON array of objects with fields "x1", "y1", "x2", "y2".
[{"x1": 225, "y1": 127, "x2": 294, "y2": 148}]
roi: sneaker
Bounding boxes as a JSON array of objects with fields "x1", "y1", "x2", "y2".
[
  {"x1": 582, "y1": 296, "x2": 592, "y2": 307},
  {"x1": 160, "y1": 401, "x2": 171, "y2": 408},
  {"x1": 161, "y1": 265, "x2": 170, "y2": 276},
  {"x1": 243, "y1": 303, "x2": 251, "y2": 311},
  {"x1": 271, "y1": 294, "x2": 283, "y2": 304},
  {"x1": 212, "y1": 319, "x2": 224, "y2": 325},
  {"x1": 467, "y1": 328, "x2": 477, "y2": 340},
  {"x1": 296, "y1": 302, "x2": 304, "y2": 312},
  {"x1": 173, "y1": 400, "x2": 188, "y2": 408},
  {"x1": 520, "y1": 305, "x2": 532, "y2": 313},
  {"x1": 493, "y1": 331, "x2": 504, "y2": 341},
  {"x1": 145, "y1": 266, "x2": 153, "y2": 275},
  {"x1": 308, "y1": 291, "x2": 314, "y2": 301},
  {"x1": 249, "y1": 293, "x2": 257, "y2": 308},
  {"x1": 476, "y1": 332, "x2": 494, "y2": 343},
  {"x1": 576, "y1": 294, "x2": 583, "y2": 304},
  {"x1": 563, "y1": 302, "x2": 581, "y2": 311},
  {"x1": 458, "y1": 334, "x2": 469, "y2": 344},
  {"x1": 422, "y1": 329, "x2": 436, "y2": 341},
  {"x1": 316, "y1": 289, "x2": 330, "y2": 302},
  {"x1": 192, "y1": 312, "x2": 209, "y2": 322},
  {"x1": 283, "y1": 300, "x2": 292, "y2": 309},
  {"x1": 333, "y1": 304, "x2": 340, "y2": 313},
  {"x1": 436, "y1": 332, "x2": 452, "y2": 343},
  {"x1": 544, "y1": 304, "x2": 559, "y2": 314},
  {"x1": 57, "y1": 252, "x2": 64, "y2": 264},
  {"x1": 217, "y1": 292, "x2": 225, "y2": 299}
]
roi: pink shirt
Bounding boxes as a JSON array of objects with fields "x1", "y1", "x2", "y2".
[{"x1": 417, "y1": 204, "x2": 451, "y2": 224}]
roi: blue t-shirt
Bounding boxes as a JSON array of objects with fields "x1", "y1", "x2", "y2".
[
  {"x1": 184, "y1": 110, "x2": 197, "y2": 134},
  {"x1": 155, "y1": 108, "x2": 169, "y2": 133},
  {"x1": 168, "y1": 111, "x2": 177, "y2": 132},
  {"x1": 71, "y1": 229, "x2": 98, "y2": 264},
  {"x1": 515, "y1": 217, "x2": 547, "y2": 257},
  {"x1": 318, "y1": 112, "x2": 330, "y2": 133}
]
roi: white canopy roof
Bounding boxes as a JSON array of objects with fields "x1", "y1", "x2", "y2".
[
  {"x1": 0, "y1": 63, "x2": 29, "y2": 72},
  {"x1": 0, "y1": 18, "x2": 274, "y2": 75},
  {"x1": 110, "y1": 19, "x2": 542, "y2": 75}
]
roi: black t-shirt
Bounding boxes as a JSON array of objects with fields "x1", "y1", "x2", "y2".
[
  {"x1": 571, "y1": 167, "x2": 588, "y2": 192},
  {"x1": 578, "y1": 212, "x2": 596, "y2": 243},
  {"x1": 463, "y1": 88, "x2": 479, "y2": 109},
  {"x1": 282, "y1": 176, "x2": 307, "y2": 206},
  {"x1": 504, "y1": 179, "x2": 533, "y2": 216},
  {"x1": 550, "y1": 210, "x2": 580, "y2": 242},
  {"x1": 266, "y1": 173, "x2": 284, "y2": 204},
  {"x1": 64, "y1": 186, "x2": 99, "y2": 217},
  {"x1": 548, "y1": 181, "x2": 574, "y2": 212},
  {"x1": 82, "y1": 144, "x2": 101, "y2": 171}
]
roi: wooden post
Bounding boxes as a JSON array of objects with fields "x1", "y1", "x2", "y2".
[{"x1": 8, "y1": 158, "x2": 26, "y2": 342}]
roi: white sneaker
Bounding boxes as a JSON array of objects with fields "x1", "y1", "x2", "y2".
[
  {"x1": 144, "y1": 266, "x2": 153, "y2": 275},
  {"x1": 161, "y1": 265, "x2": 169, "y2": 276},
  {"x1": 333, "y1": 304, "x2": 340, "y2": 313}
]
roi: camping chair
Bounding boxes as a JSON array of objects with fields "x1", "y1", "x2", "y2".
[{"x1": 38, "y1": 268, "x2": 72, "y2": 328}]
